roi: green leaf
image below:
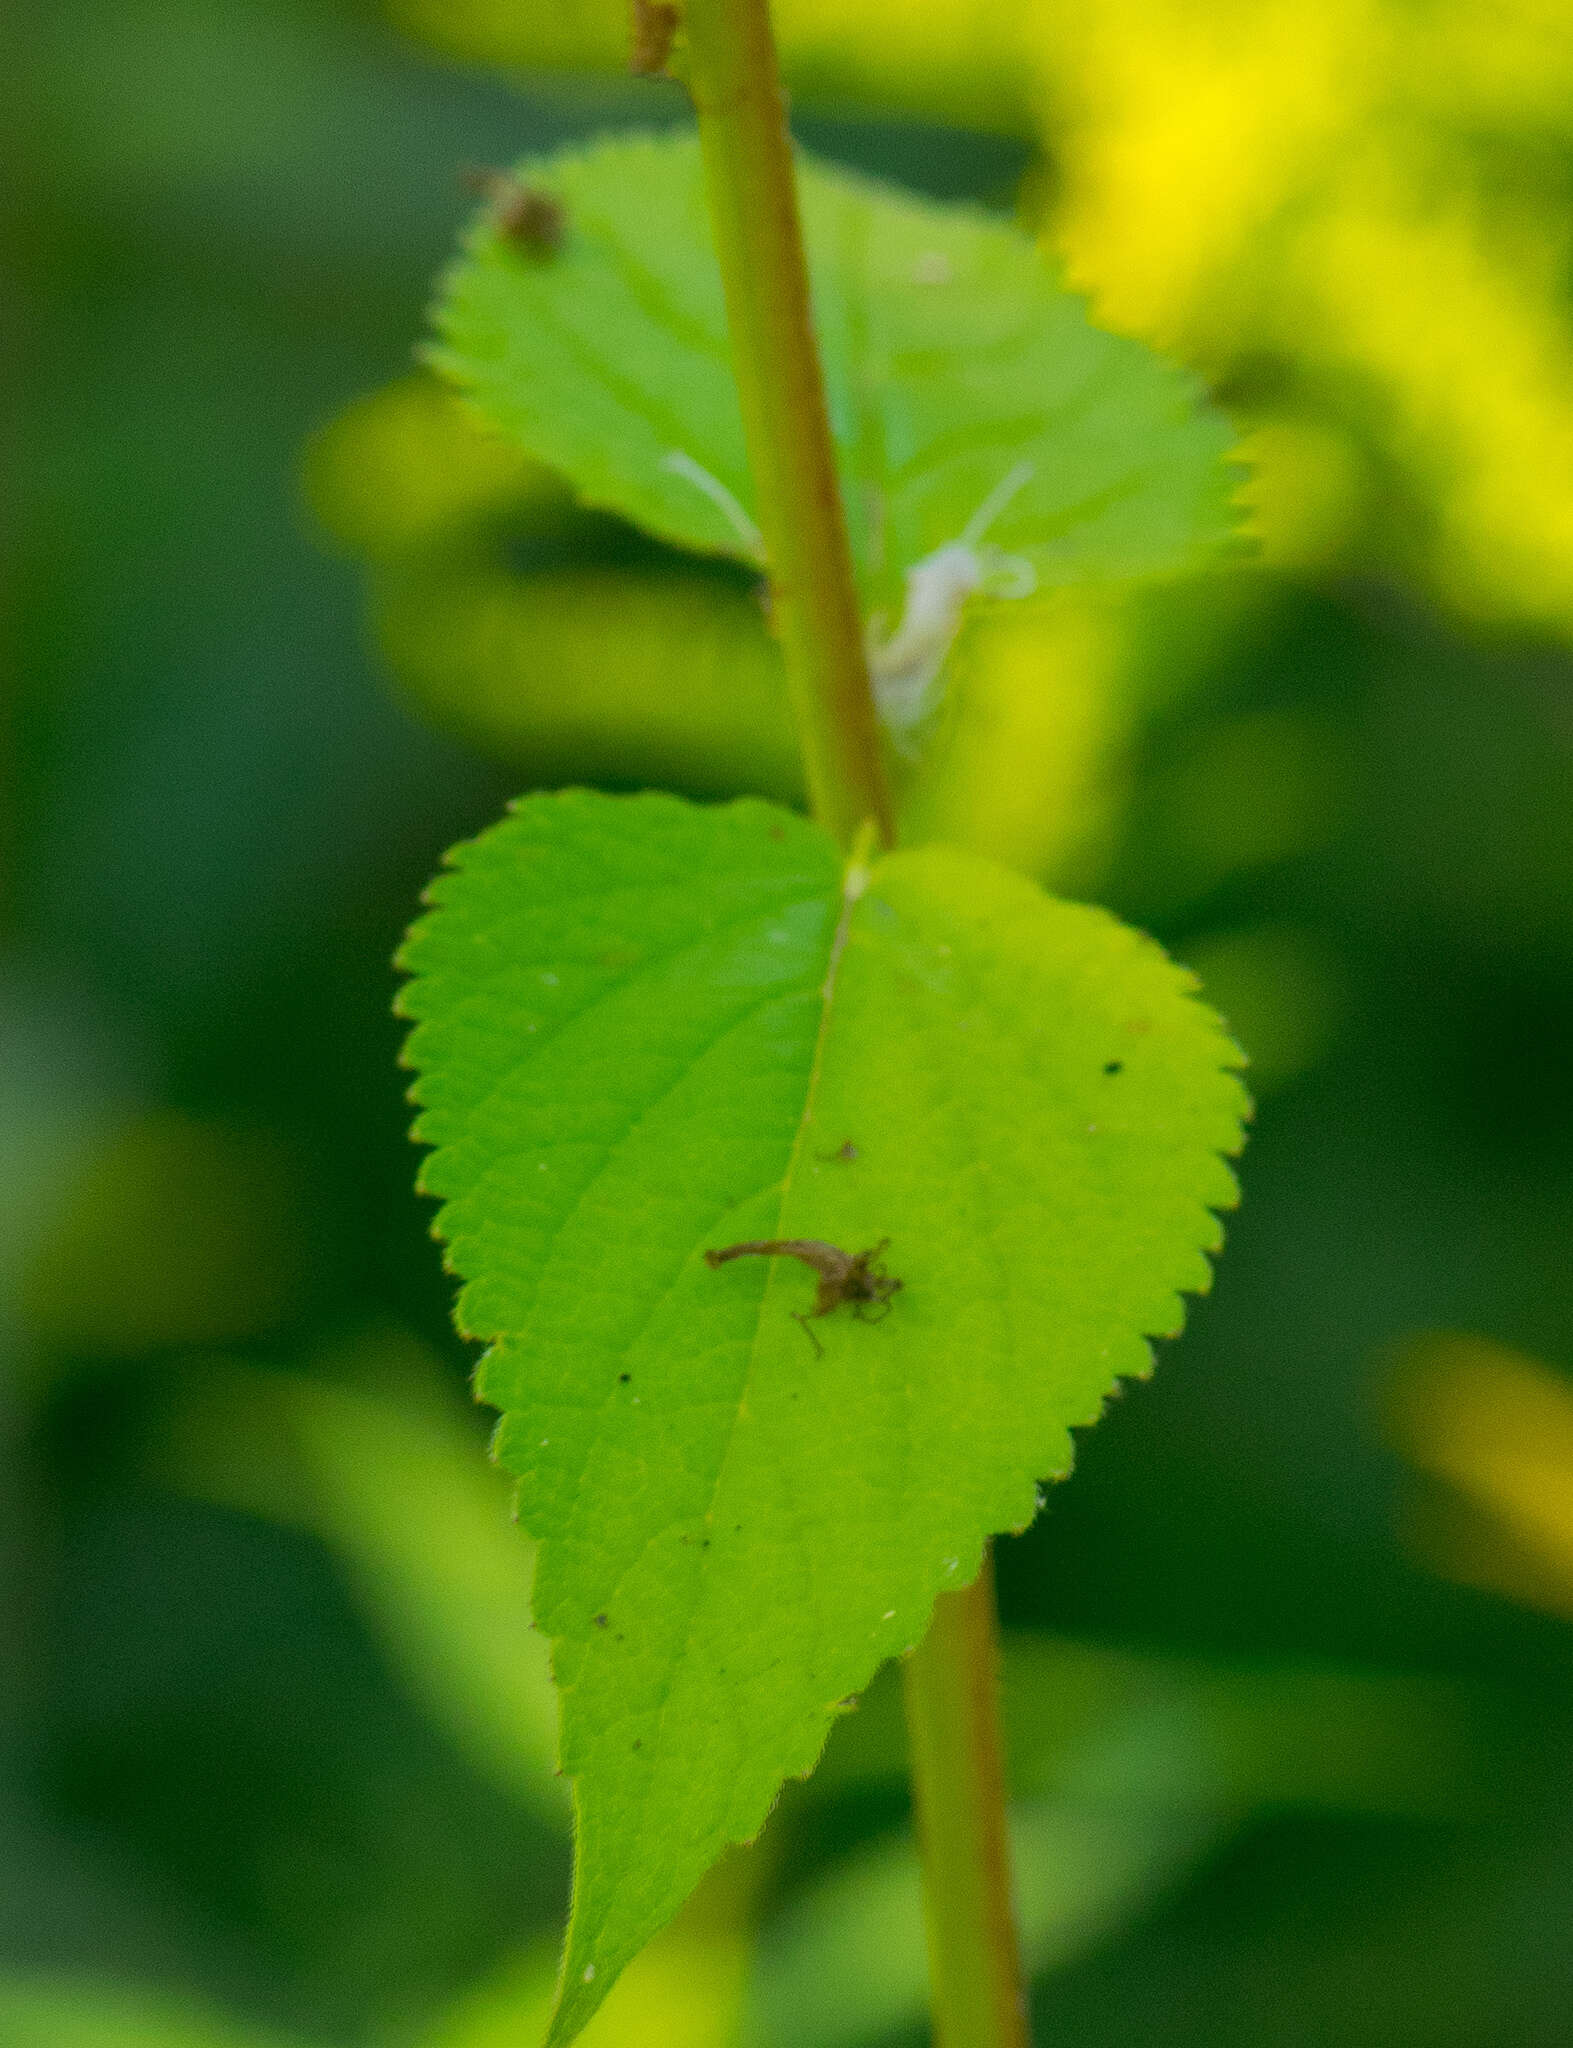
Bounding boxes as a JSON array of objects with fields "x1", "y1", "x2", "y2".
[
  {"x1": 428, "y1": 131, "x2": 1236, "y2": 621},
  {"x1": 398, "y1": 791, "x2": 1246, "y2": 2043}
]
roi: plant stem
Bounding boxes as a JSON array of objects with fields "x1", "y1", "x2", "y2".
[
  {"x1": 902, "y1": 1549, "x2": 1030, "y2": 2048},
  {"x1": 678, "y1": 8, "x2": 1025, "y2": 2042},
  {"x1": 680, "y1": 0, "x2": 893, "y2": 851}
]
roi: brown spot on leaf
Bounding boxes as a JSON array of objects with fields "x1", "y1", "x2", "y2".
[{"x1": 460, "y1": 166, "x2": 564, "y2": 256}]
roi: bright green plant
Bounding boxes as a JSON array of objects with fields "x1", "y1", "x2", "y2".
[{"x1": 395, "y1": 3, "x2": 1248, "y2": 2043}]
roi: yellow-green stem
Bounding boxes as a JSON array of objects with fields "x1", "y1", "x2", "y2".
[
  {"x1": 902, "y1": 1550, "x2": 1031, "y2": 2048},
  {"x1": 676, "y1": 7, "x2": 1025, "y2": 2041},
  {"x1": 680, "y1": 0, "x2": 892, "y2": 850}
]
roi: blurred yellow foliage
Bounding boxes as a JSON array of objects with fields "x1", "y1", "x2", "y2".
[
  {"x1": 305, "y1": 375, "x2": 575, "y2": 564},
  {"x1": 1299, "y1": 161, "x2": 1573, "y2": 624},
  {"x1": 1387, "y1": 1332, "x2": 1573, "y2": 1623},
  {"x1": 1033, "y1": 0, "x2": 1573, "y2": 626},
  {"x1": 1037, "y1": 0, "x2": 1385, "y2": 347},
  {"x1": 1234, "y1": 417, "x2": 1369, "y2": 574},
  {"x1": 901, "y1": 593, "x2": 1131, "y2": 886},
  {"x1": 375, "y1": 559, "x2": 801, "y2": 801}
]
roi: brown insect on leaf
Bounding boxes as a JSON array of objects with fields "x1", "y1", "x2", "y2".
[
  {"x1": 704, "y1": 1238, "x2": 902, "y2": 1355},
  {"x1": 459, "y1": 166, "x2": 565, "y2": 257},
  {"x1": 629, "y1": 0, "x2": 680, "y2": 77}
]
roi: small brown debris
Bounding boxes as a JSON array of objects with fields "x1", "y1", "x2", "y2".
[
  {"x1": 630, "y1": 0, "x2": 680, "y2": 76},
  {"x1": 460, "y1": 166, "x2": 564, "y2": 256},
  {"x1": 704, "y1": 1238, "x2": 902, "y2": 1355}
]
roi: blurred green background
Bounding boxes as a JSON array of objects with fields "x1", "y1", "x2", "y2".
[{"x1": 8, "y1": 1, "x2": 1573, "y2": 2043}]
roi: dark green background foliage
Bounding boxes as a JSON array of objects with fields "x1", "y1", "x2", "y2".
[{"x1": 6, "y1": 2, "x2": 1573, "y2": 2044}]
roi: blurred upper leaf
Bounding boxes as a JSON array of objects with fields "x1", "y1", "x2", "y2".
[
  {"x1": 428, "y1": 131, "x2": 1237, "y2": 616},
  {"x1": 399, "y1": 789, "x2": 1246, "y2": 2039}
]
